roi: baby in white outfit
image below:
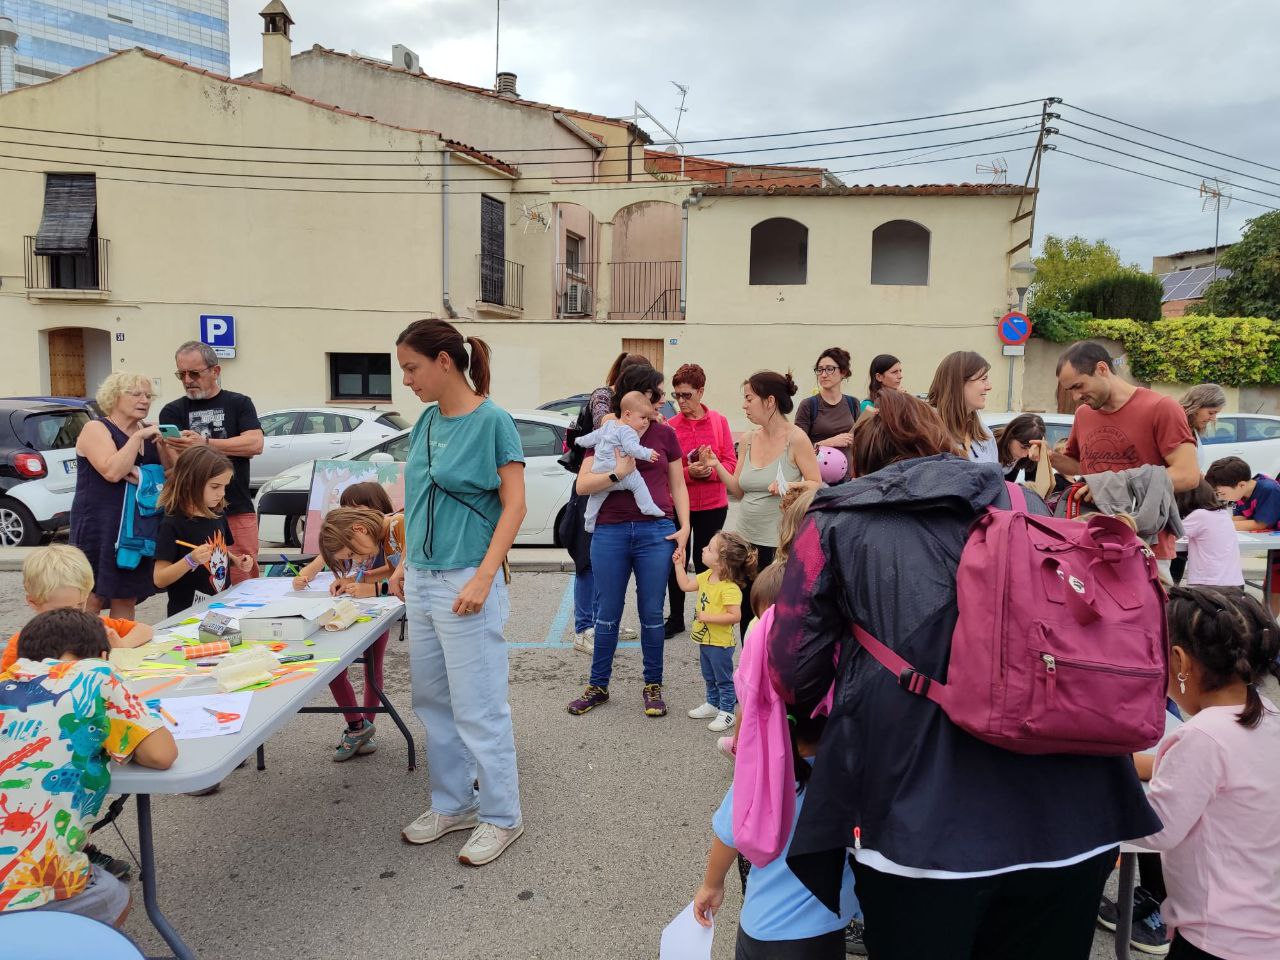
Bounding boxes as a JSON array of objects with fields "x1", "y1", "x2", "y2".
[{"x1": 575, "y1": 391, "x2": 664, "y2": 531}]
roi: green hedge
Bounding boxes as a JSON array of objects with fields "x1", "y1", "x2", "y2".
[
  {"x1": 1031, "y1": 312, "x2": 1280, "y2": 386},
  {"x1": 1067, "y1": 273, "x2": 1164, "y2": 323}
]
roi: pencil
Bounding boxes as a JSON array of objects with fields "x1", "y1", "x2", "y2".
[
  {"x1": 176, "y1": 540, "x2": 200, "y2": 549},
  {"x1": 158, "y1": 706, "x2": 179, "y2": 727}
]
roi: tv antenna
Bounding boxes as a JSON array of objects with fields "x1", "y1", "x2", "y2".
[
  {"x1": 976, "y1": 157, "x2": 1008, "y2": 183},
  {"x1": 671, "y1": 81, "x2": 690, "y2": 139},
  {"x1": 1200, "y1": 179, "x2": 1232, "y2": 313},
  {"x1": 519, "y1": 201, "x2": 551, "y2": 235}
]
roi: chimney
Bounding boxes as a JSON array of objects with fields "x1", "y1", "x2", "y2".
[
  {"x1": 0, "y1": 16, "x2": 18, "y2": 94},
  {"x1": 495, "y1": 71, "x2": 518, "y2": 98},
  {"x1": 259, "y1": 1, "x2": 294, "y2": 89}
]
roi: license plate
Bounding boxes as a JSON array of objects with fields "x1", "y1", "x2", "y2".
[{"x1": 63, "y1": 460, "x2": 77, "y2": 475}]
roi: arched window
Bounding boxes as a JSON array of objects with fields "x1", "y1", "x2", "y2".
[
  {"x1": 749, "y1": 217, "x2": 808, "y2": 285},
  {"x1": 871, "y1": 220, "x2": 930, "y2": 285}
]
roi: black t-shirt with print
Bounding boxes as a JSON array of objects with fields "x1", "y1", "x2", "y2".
[
  {"x1": 155, "y1": 514, "x2": 235, "y2": 616},
  {"x1": 159, "y1": 390, "x2": 261, "y2": 515}
]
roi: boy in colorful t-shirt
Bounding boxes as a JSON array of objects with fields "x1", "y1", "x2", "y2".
[
  {"x1": 1207, "y1": 455, "x2": 1280, "y2": 615},
  {"x1": 0, "y1": 609, "x2": 177, "y2": 925}
]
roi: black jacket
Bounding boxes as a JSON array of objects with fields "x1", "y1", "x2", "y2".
[{"x1": 768, "y1": 455, "x2": 1159, "y2": 907}]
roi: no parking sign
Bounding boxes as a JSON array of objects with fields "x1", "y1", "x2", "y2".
[{"x1": 997, "y1": 311, "x2": 1032, "y2": 346}]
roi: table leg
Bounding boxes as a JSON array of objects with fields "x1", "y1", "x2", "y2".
[
  {"x1": 1114, "y1": 852, "x2": 1135, "y2": 960},
  {"x1": 256, "y1": 744, "x2": 266, "y2": 771},
  {"x1": 365, "y1": 669, "x2": 416, "y2": 771},
  {"x1": 137, "y1": 793, "x2": 197, "y2": 960}
]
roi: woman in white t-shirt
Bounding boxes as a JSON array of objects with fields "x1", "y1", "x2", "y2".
[{"x1": 1175, "y1": 479, "x2": 1244, "y2": 590}]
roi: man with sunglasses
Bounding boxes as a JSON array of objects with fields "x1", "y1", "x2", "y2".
[{"x1": 159, "y1": 340, "x2": 264, "y2": 582}]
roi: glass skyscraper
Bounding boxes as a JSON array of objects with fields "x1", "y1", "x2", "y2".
[{"x1": 1, "y1": 1, "x2": 229, "y2": 90}]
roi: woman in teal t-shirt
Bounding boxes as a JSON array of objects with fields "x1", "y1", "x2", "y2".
[{"x1": 389, "y1": 319, "x2": 527, "y2": 868}]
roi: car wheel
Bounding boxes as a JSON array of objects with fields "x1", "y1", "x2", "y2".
[
  {"x1": 552, "y1": 505, "x2": 568, "y2": 548},
  {"x1": 0, "y1": 498, "x2": 41, "y2": 547},
  {"x1": 285, "y1": 514, "x2": 305, "y2": 548}
]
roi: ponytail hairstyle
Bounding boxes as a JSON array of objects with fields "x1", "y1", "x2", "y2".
[
  {"x1": 318, "y1": 507, "x2": 387, "y2": 574},
  {"x1": 867, "y1": 353, "x2": 900, "y2": 404},
  {"x1": 611, "y1": 362, "x2": 664, "y2": 417},
  {"x1": 928, "y1": 350, "x2": 992, "y2": 455},
  {"x1": 711, "y1": 531, "x2": 758, "y2": 591},
  {"x1": 777, "y1": 486, "x2": 817, "y2": 564},
  {"x1": 396, "y1": 319, "x2": 491, "y2": 396},
  {"x1": 1166, "y1": 586, "x2": 1280, "y2": 729},
  {"x1": 745, "y1": 370, "x2": 799, "y2": 417},
  {"x1": 605, "y1": 351, "x2": 648, "y2": 389}
]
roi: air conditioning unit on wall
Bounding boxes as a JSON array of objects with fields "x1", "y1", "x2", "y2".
[
  {"x1": 564, "y1": 282, "x2": 591, "y2": 315},
  {"x1": 392, "y1": 44, "x2": 421, "y2": 74}
]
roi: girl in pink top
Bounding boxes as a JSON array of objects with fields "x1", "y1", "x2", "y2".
[
  {"x1": 1175, "y1": 480, "x2": 1244, "y2": 588},
  {"x1": 1134, "y1": 587, "x2": 1280, "y2": 960}
]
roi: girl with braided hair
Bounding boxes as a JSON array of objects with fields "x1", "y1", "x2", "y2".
[{"x1": 1131, "y1": 586, "x2": 1280, "y2": 960}]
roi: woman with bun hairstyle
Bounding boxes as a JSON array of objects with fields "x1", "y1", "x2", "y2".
[
  {"x1": 707, "y1": 370, "x2": 820, "y2": 636},
  {"x1": 795, "y1": 347, "x2": 860, "y2": 468}
]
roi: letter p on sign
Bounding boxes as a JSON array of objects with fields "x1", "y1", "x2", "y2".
[{"x1": 200, "y1": 314, "x2": 235, "y2": 348}]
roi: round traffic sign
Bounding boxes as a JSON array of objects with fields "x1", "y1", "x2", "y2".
[{"x1": 998, "y1": 311, "x2": 1032, "y2": 346}]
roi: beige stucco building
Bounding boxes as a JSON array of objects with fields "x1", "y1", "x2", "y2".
[{"x1": 1, "y1": 9, "x2": 1038, "y2": 431}]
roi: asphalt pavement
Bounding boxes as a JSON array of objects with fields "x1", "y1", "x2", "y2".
[{"x1": 0, "y1": 570, "x2": 1145, "y2": 959}]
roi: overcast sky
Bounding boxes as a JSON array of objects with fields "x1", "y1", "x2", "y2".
[{"x1": 228, "y1": 0, "x2": 1279, "y2": 268}]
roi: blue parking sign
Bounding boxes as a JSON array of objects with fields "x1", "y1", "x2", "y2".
[{"x1": 200, "y1": 314, "x2": 235, "y2": 348}]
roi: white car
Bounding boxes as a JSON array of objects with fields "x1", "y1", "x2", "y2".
[
  {"x1": 0, "y1": 399, "x2": 92, "y2": 546},
  {"x1": 255, "y1": 409, "x2": 575, "y2": 548},
  {"x1": 252, "y1": 407, "x2": 410, "y2": 488},
  {"x1": 983, "y1": 410, "x2": 1280, "y2": 477}
]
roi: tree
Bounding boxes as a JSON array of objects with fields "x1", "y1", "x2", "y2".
[
  {"x1": 1068, "y1": 271, "x2": 1164, "y2": 321},
  {"x1": 1192, "y1": 210, "x2": 1280, "y2": 319},
  {"x1": 1026, "y1": 235, "x2": 1134, "y2": 314}
]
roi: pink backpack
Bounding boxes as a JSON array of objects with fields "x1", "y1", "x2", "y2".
[{"x1": 855, "y1": 482, "x2": 1167, "y2": 756}]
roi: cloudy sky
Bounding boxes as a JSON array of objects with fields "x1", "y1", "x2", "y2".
[{"x1": 229, "y1": 0, "x2": 1279, "y2": 268}]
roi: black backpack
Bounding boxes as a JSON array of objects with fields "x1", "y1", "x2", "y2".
[
  {"x1": 806, "y1": 394, "x2": 859, "y2": 424},
  {"x1": 558, "y1": 399, "x2": 595, "y2": 475}
]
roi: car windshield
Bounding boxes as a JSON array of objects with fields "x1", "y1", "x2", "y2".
[
  {"x1": 376, "y1": 413, "x2": 410, "y2": 430},
  {"x1": 24, "y1": 410, "x2": 91, "y2": 450},
  {"x1": 352, "y1": 433, "x2": 411, "y2": 462}
]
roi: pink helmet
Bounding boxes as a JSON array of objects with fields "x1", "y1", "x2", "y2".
[{"x1": 817, "y1": 447, "x2": 848, "y2": 485}]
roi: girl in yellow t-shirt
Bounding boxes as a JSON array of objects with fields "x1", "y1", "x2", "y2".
[{"x1": 673, "y1": 531, "x2": 758, "y2": 732}]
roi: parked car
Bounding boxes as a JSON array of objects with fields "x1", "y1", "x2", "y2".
[
  {"x1": 255, "y1": 410, "x2": 574, "y2": 548},
  {"x1": 0, "y1": 399, "x2": 93, "y2": 546},
  {"x1": 538, "y1": 392, "x2": 677, "y2": 422},
  {"x1": 251, "y1": 407, "x2": 410, "y2": 488},
  {"x1": 983, "y1": 410, "x2": 1280, "y2": 478}
]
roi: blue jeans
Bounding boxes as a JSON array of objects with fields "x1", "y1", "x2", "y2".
[
  {"x1": 589, "y1": 518, "x2": 675, "y2": 687},
  {"x1": 573, "y1": 567, "x2": 595, "y2": 633},
  {"x1": 405, "y1": 566, "x2": 521, "y2": 828},
  {"x1": 699, "y1": 645, "x2": 736, "y2": 712}
]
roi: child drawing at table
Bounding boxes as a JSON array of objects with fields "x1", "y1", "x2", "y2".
[
  {"x1": 1131, "y1": 587, "x2": 1280, "y2": 960},
  {"x1": 152, "y1": 446, "x2": 252, "y2": 617},
  {"x1": 0, "y1": 609, "x2": 176, "y2": 925},
  {"x1": 296, "y1": 490, "x2": 405, "y2": 761}
]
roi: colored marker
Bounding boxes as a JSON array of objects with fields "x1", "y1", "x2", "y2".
[
  {"x1": 278, "y1": 654, "x2": 314, "y2": 664},
  {"x1": 280, "y1": 554, "x2": 300, "y2": 576}
]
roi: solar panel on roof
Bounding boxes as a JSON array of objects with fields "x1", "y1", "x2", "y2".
[{"x1": 1158, "y1": 266, "x2": 1231, "y2": 302}]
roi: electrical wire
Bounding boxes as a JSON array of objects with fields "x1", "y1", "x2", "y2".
[
  {"x1": 1053, "y1": 148, "x2": 1278, "y2": 212},
  {"x1": 1059, "y1": 101, "x2": 1280, "y2": 175}
]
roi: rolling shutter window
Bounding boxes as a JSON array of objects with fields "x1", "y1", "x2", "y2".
[{"x1": 34, "y1": 174, "x2": 97, "y2": 256}]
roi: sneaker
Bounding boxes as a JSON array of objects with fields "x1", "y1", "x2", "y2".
[
  {"x1": 1098, "y1": 892, "x2": 1170, "y2": 956},
  {"x1": 708, "y1": 710, "x2": 736, "y2": 733},
  {"x1": 642, "y1": 683, "x2": 667, "y2": 717},
  {"x1": 844, "y1": 917, "x2": 868, "y2": 956},
  {"x1": 401, "y1": 807, "x2": 479, "y2": 845},
  {"x1": 572, "y1": 629, "x2": 594, "y2": 655},
  {"x1": 333, "y1": 722, "x2": 376, "y2": 762},
  {"x1": 716, "y1": 735, "x2": 736, "y2": 759},
  {"x1": 84, "y1": 844, "x2": 131, "y2": 882},
  {"x1": 619, "y1": 626, "x2": 639, "y2": 641},
  {"x1": 457, "y1": 822, "x2": 524, "y2": 866},
  {"x1": 664, "y1": 621, "x2": 685, "y2": 640},
  {"x1": 687, "y1": 702, "x2": 719, "y2": 719},
  {"x1": 567, "y1": 685, "x2": 609, "y2": 715}
]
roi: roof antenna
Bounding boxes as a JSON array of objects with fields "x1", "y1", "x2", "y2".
[
  {"x1": 671, "y1": 81, "x2": 690, "y2": 139},
  {"x1": 1199, "y1": 178, "x2": 1232, "y2": 314},
  {"x1": 976, "y1": 157, "x2": 1008, "y2": 183}
]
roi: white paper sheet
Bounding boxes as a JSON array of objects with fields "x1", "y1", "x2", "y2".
[
  {"x1": 157, "y1": 692, "x2": 252, "y2": 740},
  {"x1": 659, "y1": 901, "x2": 713, "y2": 960}
]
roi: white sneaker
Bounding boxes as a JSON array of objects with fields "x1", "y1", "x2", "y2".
[
  {"x1": 401, "y1": 808, "x2": 479, "y2": 845},
  {"x1": 708, "y1": 711, "x2": 736, "y2": 733},
  {"x1": 687, "y1": 702, "x2": 719, "y2": 719},
  {"x1": 618, "y1": 626, "x2": 639, "y2": 641},
  {"x1": 457, "y1": 822, "x2": 524, "y2": 866},
  {"x1": 573, "y1": 629, "x2": 594, "y2": 654}
]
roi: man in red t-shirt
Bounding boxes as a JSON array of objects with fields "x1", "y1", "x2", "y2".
[{"x1": 1049, "y1": 341, "x2": 1198, "y2": 567}]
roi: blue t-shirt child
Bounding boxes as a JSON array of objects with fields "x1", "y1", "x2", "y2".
[
  {"x1": 1235, "y1": 474, "x2": 1280, "y2": 530},
  {"x1": 712, "y1": 765, "x2": 859, "y2": 941},
  {"x1": 404, "y1": 399, "x2": 525, "y2": 571}
]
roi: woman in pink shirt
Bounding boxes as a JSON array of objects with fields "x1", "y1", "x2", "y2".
[
  {"x1": 1133, "y1": 586, "x2": 1280, "y2": 959},
  {"x1": 664, "y1": 363, "x2": 738, "y2": 638}
]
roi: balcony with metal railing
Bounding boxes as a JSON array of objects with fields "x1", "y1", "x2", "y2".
[
  {"x1": 609, "y1": 260, "x2": 682, "y2": 321},
  {"x1": 477, "y1": 254, "x2": 524, "y2": 315},
  {"x1": 24, "y1": 236, "x2": 110, "y2": 299}
]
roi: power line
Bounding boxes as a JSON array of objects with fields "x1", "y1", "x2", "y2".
[
  {"x1": 0, "y1": 145, "x2": 1040, "y2": 198},
  {"x1": 1053, "y1": 148, "x2": 1278, "y2": 212},
  {"x1": 0, "y1": 129, "x2": 1040, "y2": 185},
  {"x1": 0, "y1": 114, "x2": 1041, "y2": 170},
  {"x1": 1053, "y1": 133, "x2": 1280, "y2": 204},
  {"x1": 1059, "y1": 101, "x2": 1280, "y2": 175},
  {"x1": 0, "y1": 98, "x2": 1049, "y2": 155}
]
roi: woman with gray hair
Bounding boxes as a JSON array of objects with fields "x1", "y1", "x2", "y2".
[
  {"x1": 70, "y1": 372, "x2": 175, "y2": 618},
  {"x1": 1180, "y1": 383, "x2": 1227, "y2": 470}
]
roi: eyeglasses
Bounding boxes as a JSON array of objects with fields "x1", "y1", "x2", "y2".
[
  {"x1": 174, "y1": 367, "x2": 211, "y2": 381},
  {"x1": 814, "y1": 365, "x2": 840, "y2": 375},
  {"x1": 672, "y1": 391, "x2": 695, "y2": 401}
]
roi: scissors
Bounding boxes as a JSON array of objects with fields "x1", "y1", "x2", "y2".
[{"x1": 203, "y1": 706, "x2": 241, "y2": 724}]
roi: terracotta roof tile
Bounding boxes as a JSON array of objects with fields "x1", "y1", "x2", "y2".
[
  {"x1": 696, "y1": 183, "x2": 1036, "y2": 197},
  {"x1": 34, "y1": 48, "x2": 518, "y2": 177}
]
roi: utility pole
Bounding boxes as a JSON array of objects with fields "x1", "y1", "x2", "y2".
[{"x1": 494, "y1": 0, "x2": 501, "y2": 82}]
